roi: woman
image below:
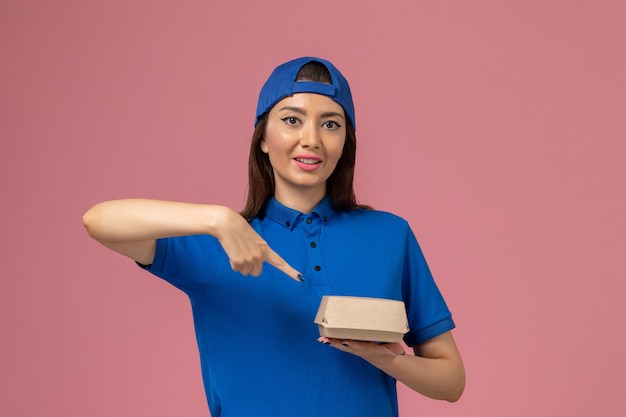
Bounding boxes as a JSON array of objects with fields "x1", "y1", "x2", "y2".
[{"x1": 83, "y1": 57, "x2": 465, "y2": 416}]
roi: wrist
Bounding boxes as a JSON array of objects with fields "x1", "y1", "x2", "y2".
[{"x1": 205, "y1": 205, "x2": 232, "y2": 238}]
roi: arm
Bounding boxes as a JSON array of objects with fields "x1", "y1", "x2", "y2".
[
  {"x1": 82, "y1": 199, "x2": 302, "y2": 280},
  {"x1": 318, "y1": 331, "x2": 465, "y2": 402}
]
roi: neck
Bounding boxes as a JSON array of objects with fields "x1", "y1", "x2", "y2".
[{"x1": 274, "y1": 186, "x2": 326, "y2": 214}]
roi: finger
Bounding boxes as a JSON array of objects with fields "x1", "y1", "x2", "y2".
[
  {"x1": 383, "y1": 342, "x2": 406, "y2": 356},
  {"x1": 249, "y1": 261, "x2": 264, "y2": 277},
  {"x1": 265, "y1": 249, "x2": 304, "y2": 282},
  {"x1": 319, "y1": 337, "x2": 355, "y2": 353},
  {"x1": 229, "y1": 258, "x2": 254, "y2": 276}
]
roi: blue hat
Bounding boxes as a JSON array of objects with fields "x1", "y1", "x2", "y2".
[{"x1": 255, "y1": 57, "x2": 356, "y2": 130}]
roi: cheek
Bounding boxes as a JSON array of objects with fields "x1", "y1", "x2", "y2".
[
  {"x1": 330, "y1": 139, "x2": 346, "y2": 162},
  {"x1": 262, "y1": 124, "x2": 292, "y2": 155}
]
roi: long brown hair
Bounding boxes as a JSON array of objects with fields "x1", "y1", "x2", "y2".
[{"x1": 240, "y1": 62, "x2": 370, "y2": 220}]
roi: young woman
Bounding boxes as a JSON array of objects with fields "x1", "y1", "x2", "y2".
[{"x1": 83, "y1": 57, "x2": 465, "y2": 416}]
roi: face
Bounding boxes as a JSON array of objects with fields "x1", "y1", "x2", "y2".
[{"x1": 261, "y1": 93, "x2": 346, "y2": 204}]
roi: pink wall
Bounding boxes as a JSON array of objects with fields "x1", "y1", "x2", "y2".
[{"x1": 2, "y1": 1, "x2": 625, "y2": 416}]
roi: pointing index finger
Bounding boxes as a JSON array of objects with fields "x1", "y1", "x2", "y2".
[{"x1": 265, "y1": 249, "x2": 305, "y2": 282}]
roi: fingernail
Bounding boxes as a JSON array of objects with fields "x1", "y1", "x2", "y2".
[{"x1": 298, "y1": 274, "x2": 305, "y2": 282}]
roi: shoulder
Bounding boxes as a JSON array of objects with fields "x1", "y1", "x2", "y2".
[
  {"x1": 337, "y1": 208, "x2": 411, "y2": 234},
  {"x1": 345, "y1": 207, "x2": 408, "y2": 224}
]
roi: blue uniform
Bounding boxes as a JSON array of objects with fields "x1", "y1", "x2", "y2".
[{"x1": 143, "y1": 196, "x2": 455, "y2": 417}]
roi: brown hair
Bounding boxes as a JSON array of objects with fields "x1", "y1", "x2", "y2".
[{"x1": 240, "y1": 62, "x2": 370, "y2": 220}]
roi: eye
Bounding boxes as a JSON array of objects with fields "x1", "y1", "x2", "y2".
[
  {"x1": 281, "y1": 117, "x2": 300, "y2": 126},
  {"x1": 322, "y1": 120, "x2": 341, "y2": 130}
]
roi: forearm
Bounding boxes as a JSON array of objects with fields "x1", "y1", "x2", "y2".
[
  {"x1": 326, "y1": 331, "x2": 465, "y2": 402},
  {"x1": 365, "y1": 348, "x2": 465, "y2": 402},
  {"x1": 82, "y1": 199, "x2": 228, "y2": 244}
]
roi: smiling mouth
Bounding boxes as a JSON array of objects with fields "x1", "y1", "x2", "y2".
[{"x1": 295, "y1": 158, "x2": 322, "y2": 165}]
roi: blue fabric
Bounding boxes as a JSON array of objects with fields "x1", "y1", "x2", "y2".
[{"x1": 144, "y1": 196, "x2": 455, "y2": 417}]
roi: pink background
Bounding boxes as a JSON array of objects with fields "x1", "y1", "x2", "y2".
[{"x1": 2, "y1": 1, "x2": 625, "y2": 416}]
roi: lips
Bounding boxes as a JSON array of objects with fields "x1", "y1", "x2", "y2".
[{"x1": 293, "y1": 154, "x2": 322, "y2": 171}]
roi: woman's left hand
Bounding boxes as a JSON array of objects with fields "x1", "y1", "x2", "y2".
[
  {"x1": 318, "y1": 332, "x2": 465, "y2": 402},
  {"x1": 317, "y1": 337, "x2": 406, "y2": 359}
]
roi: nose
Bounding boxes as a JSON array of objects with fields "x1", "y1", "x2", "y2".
[{"x1": 299, "y1": 122, "x2": 321, "y2": 148}]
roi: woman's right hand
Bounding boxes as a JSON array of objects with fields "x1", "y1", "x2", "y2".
[
  {"x1": 212, "y1": 206, "x2": 304, "y2": 282},
  {"x1": 83, "y1": 199, "x2": 303, "y2": 282}
]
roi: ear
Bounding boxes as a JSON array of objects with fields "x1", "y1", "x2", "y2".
[{"x1": 260, "y1": 138, "x2": 269, "y2": 154}]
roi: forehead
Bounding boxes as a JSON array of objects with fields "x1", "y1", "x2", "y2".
[{"x1": 270, "y1": 93, "x2": 345, "y2": 116}]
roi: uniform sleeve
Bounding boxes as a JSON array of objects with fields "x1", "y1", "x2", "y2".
[
  {"x1": 401, "y1": 227, "x2": 455, "y2": 346},
  {"x1": 139, "y1": 234, "x2": 225, "y2": 295}
]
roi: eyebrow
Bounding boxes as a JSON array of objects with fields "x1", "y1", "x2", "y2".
[{"x1": 277, "y1": 106, "x2": 345, "y2": 120}]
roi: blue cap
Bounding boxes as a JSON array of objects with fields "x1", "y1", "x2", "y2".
[{"x1": 255, "y1": 57, "x2": 356, "y2": 130}]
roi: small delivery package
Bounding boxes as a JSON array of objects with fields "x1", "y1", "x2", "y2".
[{"x1": 314, "y1": 296, "x2": 409, "y2": 343}]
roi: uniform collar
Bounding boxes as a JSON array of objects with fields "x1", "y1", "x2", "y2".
[{"x1": 265, "y1": 195, "x2": 336, "y2": 230}]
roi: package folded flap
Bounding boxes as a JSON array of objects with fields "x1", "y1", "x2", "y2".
[{"x1": 314, "y1": 296, "x2": 409, "y2": 343}]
